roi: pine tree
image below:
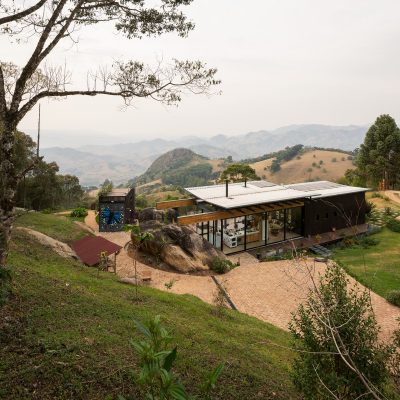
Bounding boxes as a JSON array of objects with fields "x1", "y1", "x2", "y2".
[{"x1": 357, "y1": 114, "x2": 400, "y2": 188}]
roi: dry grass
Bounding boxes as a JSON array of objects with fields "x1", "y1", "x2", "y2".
[{"x1": 250, "y1": 150, "x2": 355, "y2": 183}]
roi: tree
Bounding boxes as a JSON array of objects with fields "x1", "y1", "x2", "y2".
[
  {"x1": 357, "y1": 115, "x2": 400, "y2": 189},
  {"x1": 289, "y1": 263, "x2": 390, "y2": 400},
  {"x1": 0, "y1": 0, "x2": 220, "y2": 267},
  {"x1": 219, "y1": 163, "x2": 259, "y2": 183}
]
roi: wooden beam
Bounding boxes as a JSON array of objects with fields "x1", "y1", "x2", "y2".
[
  {"x1": 178, "y1": 202, "x2": 304, "y2": 225},
  {"x1": 156, "y1": 198, "x2": 196, "y2": 210}
]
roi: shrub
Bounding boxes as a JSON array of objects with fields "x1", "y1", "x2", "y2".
[
  {"x1": 122, "y1": 316, "x2": 223, "y2": 400},
  {"x1": 359, "y1": 236, "x2": 380, "y2": 248},
  {"x1": 211, "y1": 257, "x2": 236, "y2": 274},
  {"x1": 290, "y1": 264, "x2": 390, "y2": 399},
  {"x1": 387, "y1": 291, "x2": 400, "y2": 307},
  {"x1": 70, "y1": 207, "x2": 88, "y2": 218},
  {"x1": 331, "y1": 157, "x2": 337, "y2": 162},
  {"x1": 365, "y1": 200, "x2": 376, "y2": 217},
  {"x1": 371, "y1": 192, "x2": 382, "y2": 198},
  {"x1": 387, "y1": 218, "x2": 400, "y2": 233}
]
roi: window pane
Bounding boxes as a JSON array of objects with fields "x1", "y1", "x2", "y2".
[
  {"x1": 267, "y1": 210, "x2": 285, "y2": 243},
  {"x1": 286, "y1": 206, "x2": 303, "y2": 239}
]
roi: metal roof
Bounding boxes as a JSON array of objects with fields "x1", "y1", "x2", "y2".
[
  {"x1": 185, "y1": 180, "x2": 368, "y2": 210},
  {"x1": 71, "y1": 236, "x2": 122, "y2": 266}
]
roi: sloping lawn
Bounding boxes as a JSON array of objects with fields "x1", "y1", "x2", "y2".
[
  {"x1": 0, "y1": 230, "x2": 300, "y2": 400},
  {"x1": 15, "y1": 211, "x2": 89, "y2": 244},
  {"x1": 333, "y1": 228, "x2": 400, "y2": 300}
]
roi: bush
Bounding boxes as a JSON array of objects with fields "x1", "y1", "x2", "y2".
[
  {"x1": 365, "y1": 200, "x2": 376, "y2": 217},
  {"x1": 387, "y1": 218, "x2": 400, "y2": 233},
  {"x1": 359, "y1": 236, "x2": 380, "y2": 248},
  {"x1": 331, "y1": 157, "x2": 337, "y2": 162},
  {"x1": 70, "y1": 207, "x2": 88, "y2": 218},
  {"x1": 211, "y1": 257, "x2": 236, "y2": 274},
  {"x1": 387, "y1": 290, "x2": 400, "y2": 307},
  {"x1": 371, "y1": 192, "x2": 382, "y2": 198}
]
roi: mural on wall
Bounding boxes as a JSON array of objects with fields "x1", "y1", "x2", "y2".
[{"x1": 99, "y1": 203, "x2": 125, "y2": 232}]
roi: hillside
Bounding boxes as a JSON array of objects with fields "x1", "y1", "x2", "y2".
[
  {"x1": 133, "y1": 148, "x2": 225, "y2": 187},
  {"x1": 1, "y1": 215, "x2": 300, "y2": 399},
  {"x1": 41, "y1": 147, "x2": 146, "y2": 186},
  {"x1": 40, "y1": 124, "x2": 367, "y2": 185},
  {"x1": 251, "y1": 149, "x2": 355, "y2": 183}
]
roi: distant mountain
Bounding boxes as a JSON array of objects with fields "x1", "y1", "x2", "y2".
[
  {"x1": 41, "y1": 147, "x2": 146, "y2": 186},
  {"x1": 41, "y1": 124, "x2": 368, "y2": 185}
]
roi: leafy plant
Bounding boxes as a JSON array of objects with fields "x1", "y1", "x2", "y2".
[
  {"x1": 210, "y1": 257, "x2": 236, "y2": 274},
  {"x1": 120, "y1": 315, "x2": 223, "y2": 400},
  {"x1": 387, "y1": 218, "x2": 400, "y2": 233},
  {"x1": 70, "y1": 207, "x2": 88, "y2": 218},
  {"x1": 0, "y1": 267, "x2": 12, "y2": 306},
  {"x1": 290, "y1": 264, "x2": 390, "y2": 399},
  {"x1": 387, "y1": 290, "x2": 400, "y2": 307}
]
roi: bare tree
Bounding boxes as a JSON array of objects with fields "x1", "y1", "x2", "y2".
[{"x1": 0, "y1": 0, "x2": 220, "y2": 267}]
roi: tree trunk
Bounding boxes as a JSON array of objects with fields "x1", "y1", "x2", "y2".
[{"x1": 0, "y1": 118, "x2": 18, "y2": 268}]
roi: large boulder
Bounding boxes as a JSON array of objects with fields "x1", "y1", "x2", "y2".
[
  {"x1": 138, "y1": 220, "x2": 225, "y2": 273},
  {"x1": 138, "y1": 207, "x2": 177, "y2": 223}
]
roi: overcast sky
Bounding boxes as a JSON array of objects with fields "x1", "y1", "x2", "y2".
[{"x1": 3, "y1": 0, "x2": 400, "y2": 146}]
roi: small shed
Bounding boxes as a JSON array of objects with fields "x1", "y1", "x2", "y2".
[
  {"x1": 71, "y1": 236, "x2": 122, "y2": 267},
  {"x1": 98, "y1": 188, "x2": 135, "y2": 232}
]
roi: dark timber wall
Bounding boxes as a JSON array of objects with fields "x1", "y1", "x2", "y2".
[{"x1": 303, "y1": 192, "x2": 366, "y2": 236}]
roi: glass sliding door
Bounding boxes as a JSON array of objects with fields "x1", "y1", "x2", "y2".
[
  {"x1": 267, "y1": 210, "x2": 285, "y2": 244},
  {"x1": 286, "y1": 206, "x2": 303, "y2": 239},
  {"x1": 245, "y1": 213, "x2": 265, "y2": 250}
]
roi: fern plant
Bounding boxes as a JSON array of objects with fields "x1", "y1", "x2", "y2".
[{"x1": 120, "y1": 315, "x2": 223, "y2": 400}]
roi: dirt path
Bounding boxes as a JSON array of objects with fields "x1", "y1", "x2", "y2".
[{"x1": 83, "y1": 211, "x2": 400, "y2": 341}]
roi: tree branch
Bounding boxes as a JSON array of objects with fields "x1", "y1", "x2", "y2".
[
  {"x1": 0, "y1": 64, "x2": 6, "y2": 119},
  {"x1": 0, "y1": 0, "x2": 48, "y2": 26}
]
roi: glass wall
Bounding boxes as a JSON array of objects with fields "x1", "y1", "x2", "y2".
[
  {"x1": 267, "y1": 210, "x2": 285, "y2": 244},
  {"x1": 286, "y1": 206, "x2": 303, "y2": 239},
  {"x1": 199, "y1": 206, "x2": 304, "y2": 254}
]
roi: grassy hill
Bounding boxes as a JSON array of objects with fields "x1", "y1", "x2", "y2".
[
  {"x1": 251, "y1": 149, "x2": 355, "y2": 183},
  {"x1": 1, "y1": 214, "x2": 300, "y2": 399},
  {"x1": 133, "y1": 148, "x2": 225, "y2": 187}
]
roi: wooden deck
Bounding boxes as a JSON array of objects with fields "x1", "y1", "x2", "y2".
[{"x1": 247, "y1": 223, "x2": 369, "y2": 258}]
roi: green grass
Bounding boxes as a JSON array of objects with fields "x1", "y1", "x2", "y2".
[
  {"x1": 0, "y1": 229, "x2": 300, "y2": 400},
  {"x1": 15, "y1": 211, "x2": 89, "y2": 244},
  {"x1": 333, "y1": 228, "x2": 400, "y2": 300}
]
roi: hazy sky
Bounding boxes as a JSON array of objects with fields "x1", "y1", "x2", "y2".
[{"x1": 3, "y1": 0, "x2": 400, "y2": 146}]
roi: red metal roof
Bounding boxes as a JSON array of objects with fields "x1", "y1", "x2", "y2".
[{"x1": 71, "y1": 236, "x2": 122, "y2": 266}]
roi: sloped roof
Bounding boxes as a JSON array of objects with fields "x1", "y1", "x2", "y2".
[
  {"x1": 185, "y1": 180, "x2": 368, "y2": 210},
  {"x1": 71, "y1": 236, "x2": 122, "y2": 266}
]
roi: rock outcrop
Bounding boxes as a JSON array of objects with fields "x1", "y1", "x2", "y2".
[{"x1": 138, "y1": 217, "x2": 225, "y2": 273}]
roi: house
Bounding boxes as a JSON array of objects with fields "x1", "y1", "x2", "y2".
[
  {"x1": 98, "y1": 188, "x2": 135, "y2": 232},
  {"x1": 156, "y1": 180, "x2": 368, "y2": 254}
]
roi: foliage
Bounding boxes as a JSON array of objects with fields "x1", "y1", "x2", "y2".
[
  {"x1": 70, "y1": 207, "x2": 88, "y2": 218},
  {"x1": 98, "y1": 179, "x2": 114, "y2": 196},
  {"x1": 390, "y1": 319, "x2": 400, "y2": 392},
  {"x1": 387, "y1": 218, "x2": 400, "y2": 233},
  {"x1": 387, "y1": 290, "x2": 400, "y2": 307},
  {"x1": 220, "y1": 163, "x2": 259, "y2": 182},
  {"x1": 357, "y1": 114, "x2": 400, "y2": 188},
  {"x1": 121, "y1": 315, "x2": 223, "y2": 400},
  {"x1": 242, "y1": 144, "x2": 304, "y2": 164},
  {"x1": 289, "y1": 263, "x2": 390, "y2": 399},
  {"x1": 136, "y1": 194, "x2": 149, "y2": 210},
  {"x1": 210, "y1": 257, "x2": 236, "y2": 274},
  {"x1": 2, "y1": 229, "x2": 300, "y2": 399},
  {"x1": 163, "y1": 163, "x2": 213, "y2": 187}
]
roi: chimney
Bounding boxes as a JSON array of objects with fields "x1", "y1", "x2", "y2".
[
  {"x1": 244, "y1": 177, "x2": 247, "y2": 187},
  {"x1": 225, "y1": 180, "x2": 229, "y2": 197}
]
